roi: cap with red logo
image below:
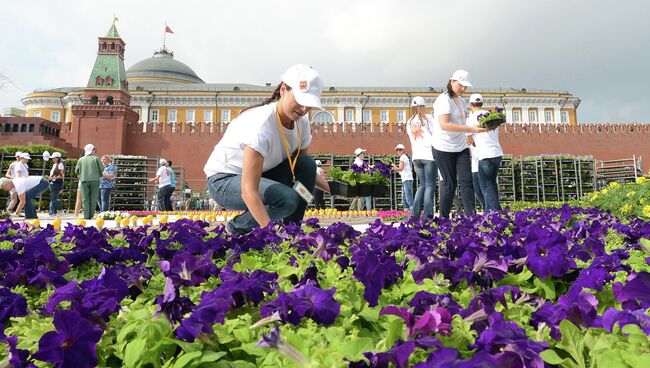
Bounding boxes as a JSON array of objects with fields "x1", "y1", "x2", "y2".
[{"x1": 281, "y1": 64, "x2": 323, "y2": 109}]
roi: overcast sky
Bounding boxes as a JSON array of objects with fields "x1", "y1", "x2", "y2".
[{"x1": 1, "y1": 0, "x2": 648, "y2": 122}]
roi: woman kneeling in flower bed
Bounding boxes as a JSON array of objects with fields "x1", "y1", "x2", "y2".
[{"x1": 203, "y1": 64, "x2": 330, "y2": 234}]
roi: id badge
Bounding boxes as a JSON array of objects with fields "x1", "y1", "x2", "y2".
[{"x1": 293, "y1": 180, "x2": 314, "y2": 203}]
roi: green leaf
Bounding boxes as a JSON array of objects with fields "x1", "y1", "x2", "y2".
[
  {"x1": 540, "y1": 350, "x2": 570, "y2": 365},
  {"x1": 339, "y1": 337, "x2": 374, "y2": 361},
  {"x1": 534, "y1": 277, "x2": 556, "y2": 300},
  {"x1": 173, "y1": 351, "x2": 203, "y2": 368},
  {"x1": 124, "y1": 338, "x2": 147, "y2": 368},
  {"x1": 497, "y1": 268, "x2": 533, "y2": 286},
  {"x1": 556, "y1": 320, "x2": 587, "y2": 368}
]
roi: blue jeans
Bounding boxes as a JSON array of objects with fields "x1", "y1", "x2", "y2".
[
  {"x1": 401, "y1": 180, "x2": 414, "y2": 210},
  {"x1": 478, "y1": 156, "x2": 502, "y2": 211},
  {"x1": 100, "y1": 187, "x2": 113, "y2": 212},
  {"x1": 364, "y1": 196, "x2": 372, "y2": 210},
  {"x1": 412, "y1": 159, "x2": 437, "y2": 219},
  {"x1": 208, "y1": 155, "x2": 316, "y2": 234},
  {"x1": 472, "y1": 172, "x2": 485, "y2": 211},
  {"x1": 433, "y1": 148, "x2": 475, "y2": 218},
  {"x1": 48, "y1": 180, "x2": 63, "y2": 215},
  {"x1": 25, "y1": 178, "x2": 49, "y2": 219}
]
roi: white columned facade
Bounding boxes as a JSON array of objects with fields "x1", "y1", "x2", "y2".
[
  {"x1": 355, "y1": 106, "x2": 362, "y2": 123},
  {"x1": 505, "y1": 106, "x2": 513, "y2": 124},
  {"x1": 337, "y1": 106, "x2": 345, "y2": 122},
  {"x1": 522, "y1": 107, "x2": 530, "y2": 124},
  {"x1": 553, "y1": 107, "x2": 561, "y2": 124}
]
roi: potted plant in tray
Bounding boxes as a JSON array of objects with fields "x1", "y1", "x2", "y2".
[
  {"x1": 369, "y1": 161, "x2": 391, "y2": 197},
  {"x1": 327, "y1": 166, "x2": 373, "y2": 197},
  {"x1": 478, "y1": 107, "x2": 507, "y2": 130}
]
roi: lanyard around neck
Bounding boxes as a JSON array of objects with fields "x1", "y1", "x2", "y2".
[{"x1": 275, "y1": 101, "x2": 301, "y2": 183}]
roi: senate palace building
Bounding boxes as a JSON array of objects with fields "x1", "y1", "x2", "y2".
[{"x1": 20, "y1": 24, "x2": 580, "y2": 132}]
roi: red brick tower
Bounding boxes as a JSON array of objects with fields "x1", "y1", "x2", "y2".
[{"x1": 64, "y1": 22, "x2": 139, "y2": 156}]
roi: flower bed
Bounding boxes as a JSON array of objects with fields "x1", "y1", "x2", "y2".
[{"x1": 1, "y1": 207, "x2": 650, "y2": 367}]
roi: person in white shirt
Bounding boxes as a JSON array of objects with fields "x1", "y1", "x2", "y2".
[
  {"x1": 406, "y1": 96, "x2": 437, "y2": 218},
  {"x1": 16, "y1": 153, "x2": 30, "y2": 178},
  {"x1": 392, "y1": 144, "x2": 414, "y2": 211},
  {"x1": 349, "y1": 148, "x2": 369, "y2": 211},
  {"x1": 203, "y1": 64, "x2": 329, "y2": 234},
  {"x1": 48, "y1": 152, "x2": 65, "y2": 215},
  {"x1": 468, "y1": 143, "x2": 485, "y2": 211},
  {"x1": 4, "y1": 151, "x2": 22, "y2": 211},
  {"x1": 149, "y1": 158, "x2": 172, "y2": 211},
  {"x1": 0, "y1": 176, "x2": 49, "y2": 219},
  {"x1": 431, "y1": 70, "x2": 488, "y2": 218},
  {"x1": 466, "y1": 93, "x2": 504, "y2": 211}
]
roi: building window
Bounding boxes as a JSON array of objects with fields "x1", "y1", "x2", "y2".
[
  {"x1": 362, "y1": 110, "x2": 372, "y2": 122},
  {"x1": 151, "y1": 109, "x2": 159, "y2": 122},
  {"x1": 529, "y1": 110, "x2": 537, "y2": 122},
  {"x1": 51, "y1": 111, "x2": 61, "y2": 123},
  {"x1": 380, "y1": 110, "x2": 389, "y2": 122},
  {"x1": 33, "y1": 111, "x2": 41, "y2": 118},
  {"x1": 545, "y1": 111, "x2": 553, "y2": 123},
  {"x1": 513, "y1": 110, "x2": 521, "y2": 122},
  {"x1": 312, "y1": 111, "x2": 335, "y2": 124},
  {"x1": 186, "y1": 109, "x2": 195, "y2": 122},
  {"x1": 203, "y1": 109, "x2": 213, "y2": 122},
  {"x1": 168, "y1": 109, "x2": 177, "y2": 122},
  {"x1": 397, "y1": 110, "x2": 406, "y2": 122},
  {"x1": 345, "y1": 109, "x2": 354, "y2": 122},
  {"x1": 221, "y1": 109, "x2": 231, "y2": 122},
  {"x1": 170, "y1": 122, "x2": 176, "y2": 133},
  {"x1": 561, "y1": 111, "x2": 569, "y2": 123}
]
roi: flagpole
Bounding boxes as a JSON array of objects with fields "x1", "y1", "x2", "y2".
[{"x1": 163, "y1": 20, "x2": 167, "y2": 50}]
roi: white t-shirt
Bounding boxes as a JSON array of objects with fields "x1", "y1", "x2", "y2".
[
  {"x1": 432, "y1": 92, "x2": 469, "y2": 152},
  {"x1": 15, "y1": 162, "x2": 29, "y2": 178},
  {"x1": 469, "y1": 145, "x2": 479, "y2": 173},
  {"x1": 467, "y1": 110, "x2": 503, "y2": 160},
  {"x1": 204, "y1": 103, "x2": 312, "y2": 176},
  {"x1": 50, "y1": 162, "x2": 65, "y2": 178},
  {"x1": 398, "y1": 154, "x2": 413, "y2": 181},
  {"x1": 316, "y1": 167, "x2": 324, "y2": 177},
  {"x1": 406, "y1": 114, "x2": 434, "y2": 161},
  {"x1": 13, "y1": 176, "x2": 44, "y2": 195},
  {"x1": 353, "y1": 157, "x2": 364, "y2": 167},
  {"x1": 157, "y1": 166, "x2": 171, "y2": 188}
]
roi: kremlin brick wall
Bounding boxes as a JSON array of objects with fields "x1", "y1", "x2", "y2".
[{"x1": 120, "y1": 122, "x2": 650, "y2": 190}]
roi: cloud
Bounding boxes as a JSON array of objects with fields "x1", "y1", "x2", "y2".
[{"x1": 1, "y1": 0, "x2": 649, "y2": 122}]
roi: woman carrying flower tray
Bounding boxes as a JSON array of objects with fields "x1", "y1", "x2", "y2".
[
  {"x1": 466, "y1": 93, "x2": 504, "y2": 211},
  {"x1": 431, "y1": 70, "x2": 488, "y2": 218}
]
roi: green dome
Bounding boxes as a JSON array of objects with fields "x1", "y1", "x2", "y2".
[{"x1": 126, "y1": 49, "x2": 204, "y2": 84}]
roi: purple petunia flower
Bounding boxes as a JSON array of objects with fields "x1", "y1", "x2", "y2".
[
  {"x1": 0, "y1": 287, "x2": 28, "y2": 325},
  {"x1": 524, "y1": 226, "x2": 575, "y2": 278},
  {"x1": 261, "y1": 281, "x2": 340, "y2": 326},
  {"x1": 3, "y1": 335, "x2": 36, "y2": 368},
  {"x1": 155, "y1": 277, "x2": 195, "y2": 325},
  {"x1": 32, "y1": 310, "x2": 103, "y2": 368},
  {"x1": 602, "y1": 307, "x2": 650, "y2": 334},
  {"x1": 471, "y1": 312, "x2": 547, "y2": 368},
  {"x1": 351, "y1": 248, "x2": 403, "y2": 307},
  {"x1": 349, "y1": 340, "x2": 415, "y2": 368},
  {"x1": 413, "y1": 347, "x2": 499, "y2": 368},
  {"x1": 157, "y1": 251, "x2": 219, "y2": 287},
  {"x1": 380, "y1": 305, "x2": 452, "y2": 339}
]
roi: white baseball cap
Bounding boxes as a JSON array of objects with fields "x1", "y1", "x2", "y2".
[
  {"x1": 52, "y1": 152, "x2": 62, "y2": 158},
  {"x1": 395, "y1": 144, "x2": 405, "y2": 150},
  {"x1": 84, "y1": 144, "x2": 95, "y2": 156},
  {"x1": 354, "y1": 148, "x2": 366, "y2": 156},
  {"x1": 20, "y1": 152, "x2": 31, "y2": 160},
  {"x1": 450, "y1": 69, "x2": 472, "y2": 87},
  {"x1": 281, "y1": 64, "x2": 323, "y2": 109},
  {"x1": 159, "y1": 158, "x2": 167, "y2": 165},
  {"x1": 411, "y1": 96, "x2": 426, "y2": 107},
  {"x1": 315, "y1": 160, "x2": 322, "y2": 165},
  {"x1": 15, "y1": 151, "x2": 22, "y2": 158},
  {"x1": 469, "y1": 94, "x2": 483, "y2": 103}
]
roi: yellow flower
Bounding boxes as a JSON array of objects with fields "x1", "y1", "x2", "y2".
[
  {"x1": 609, "y1": 182, "x2": 620, "y2": 188},
  {"x1": 643, "y1": 205, "x2": 650, "y2": 218},
  {"x1": 600, "y1": 189, "x2": 609, "y2": 195},
  {"x1": 636, "y1": 177, "x2": 648, "y2": 184},
  {"x1": 627, "y1": 191, "x2": 636, "y2": 198},
  {"x1": 641, "y1": 198, "x2": 647, "y2": 205},
  {"x1": 621, "y1": 204, "x2": 633, "y2": 214}
]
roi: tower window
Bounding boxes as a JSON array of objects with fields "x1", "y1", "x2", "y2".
[
  {"x1": 106, "y1": 76, "x2": 113, "y2": 86},
  {"x1": 95, "y1": 76, "x2": 103, "y2": 86},
  {"x1": 106, "y1": 96, "x2": 114, "y2": 105}
]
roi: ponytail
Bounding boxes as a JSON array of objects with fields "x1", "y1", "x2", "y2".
[{"x1": 240, "y1": 83, "x2": 289, "y2": 113}]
